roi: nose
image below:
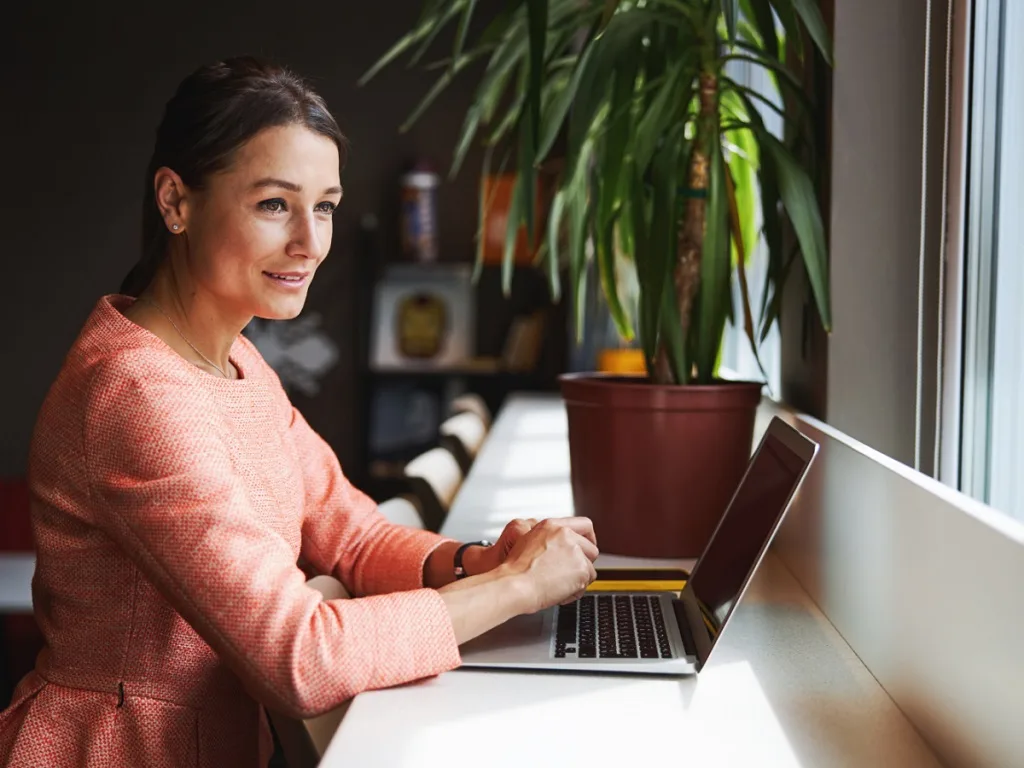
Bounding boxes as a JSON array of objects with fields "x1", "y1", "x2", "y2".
[{"x1": 286, "y1": 211, "x2": 328, "y2": 262}]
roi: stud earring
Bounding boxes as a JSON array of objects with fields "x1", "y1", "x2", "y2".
[{"x1": 172, "y1": 224, "x2": 180, "y2": 231}]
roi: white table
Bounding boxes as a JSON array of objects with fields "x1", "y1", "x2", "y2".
[{"x1": 323, "y1": 394, "x2": 941, "y2": 767}]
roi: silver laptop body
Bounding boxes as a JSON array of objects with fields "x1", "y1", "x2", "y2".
[{"x1": 458, "y1": 416, "x2": 819, "y2": 676}]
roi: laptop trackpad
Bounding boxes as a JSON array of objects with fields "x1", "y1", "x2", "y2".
[{"x1": 460, "y1": 609, "x2": 552, "y2": 662}]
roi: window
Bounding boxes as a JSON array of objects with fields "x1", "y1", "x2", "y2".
[
  {"x1": 952, "y1": 0, "x2": 1024, "y2": 521},
  {"x1": 719, "y1": 57, "x2": 782, "y2": 396}
]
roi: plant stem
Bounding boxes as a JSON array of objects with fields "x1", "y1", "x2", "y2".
[{"x1": 653, "y1": 69, "x2": 716, "y2": 385}]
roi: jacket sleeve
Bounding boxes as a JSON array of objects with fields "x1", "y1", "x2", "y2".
[
  {"x1": 288, "y1": 406, "x2": 456, "y2": 596},
  {"x1": 84, "y1": 356, "x2": 461, "y2": 719}
]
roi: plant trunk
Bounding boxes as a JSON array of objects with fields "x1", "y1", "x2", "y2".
[{"x1": 653, "y1": 71, "x2": 717, "y2": 385}]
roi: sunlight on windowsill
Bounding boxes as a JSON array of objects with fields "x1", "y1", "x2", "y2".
[{"x1": 399, "y1": 660, "x2": 799, "y2": 766}]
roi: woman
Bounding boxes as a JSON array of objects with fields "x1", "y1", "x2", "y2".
[{"x1": 0, "y1": 57, "x2": 598, "y2": 767}]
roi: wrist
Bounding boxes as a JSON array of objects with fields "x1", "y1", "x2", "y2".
[
  {"x1": 459, "y1": 541, "x2": 494, "y2": 578},
  {"x1": 494, "y1": 563, "x2": 537, "y2": 614}
]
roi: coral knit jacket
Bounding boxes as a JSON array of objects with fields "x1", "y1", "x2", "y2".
[{"x1": 0, "y1": 295, "x2": 461, "y2": 767}]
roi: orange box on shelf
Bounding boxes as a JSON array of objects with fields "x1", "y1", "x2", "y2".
[{"x1": 479, "y1": 173, "x2": 552, "y2": 267}]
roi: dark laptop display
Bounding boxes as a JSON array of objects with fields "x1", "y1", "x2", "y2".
[{"x1": 681, "y1": 425, "x2": 815, "y2": 669}]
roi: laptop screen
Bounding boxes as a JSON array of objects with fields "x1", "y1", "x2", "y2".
[{"x1": 685, "y1": 423, "x2": 814, "y2": 643}]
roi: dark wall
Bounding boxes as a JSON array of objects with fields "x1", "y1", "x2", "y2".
[{"x1": 0, "y1": 3, "x2": 491, "y2": 475}]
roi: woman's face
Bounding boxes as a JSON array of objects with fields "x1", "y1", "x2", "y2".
[{"x1": 178, "y1": 124, "x2": 342, "y2": 321}]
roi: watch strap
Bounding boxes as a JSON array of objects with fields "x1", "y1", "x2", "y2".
[{"x1": 453, "y1": 540, "x2": 491, "y2": 580}]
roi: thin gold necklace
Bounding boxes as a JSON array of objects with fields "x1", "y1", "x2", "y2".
[{"x1": 139, "y1": 296, "x2": 232, "y2": 379}]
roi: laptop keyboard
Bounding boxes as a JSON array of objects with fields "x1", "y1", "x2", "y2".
[{"x1": 553, "y1": 595, "x2": 673, "y2": 659}]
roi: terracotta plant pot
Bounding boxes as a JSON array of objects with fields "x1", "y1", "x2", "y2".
[{"x1": 560, "y1": 373, "x2": 762, "y2": 558}]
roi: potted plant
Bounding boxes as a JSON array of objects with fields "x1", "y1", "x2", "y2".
[{"x1": 364, "y1": 0, "x2": 832, "y2": 557}]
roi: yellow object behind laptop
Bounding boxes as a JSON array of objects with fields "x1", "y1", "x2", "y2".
[{"x1": 586, "y1": 568, "x2": 689, "y2": 593}]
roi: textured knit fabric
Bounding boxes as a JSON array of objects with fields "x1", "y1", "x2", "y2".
[{"x1": 0, "y1": 294, "x2": 462, "y2": 767}]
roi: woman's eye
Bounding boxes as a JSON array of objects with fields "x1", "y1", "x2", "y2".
[
  {"x1": 316, "y1": 201, "x2": 337, "y2": 215},
  {"x1": 259, "y1": 199, "x2": 287, "y2": 214}
]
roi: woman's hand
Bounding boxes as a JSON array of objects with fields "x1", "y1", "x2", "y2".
[
  {"x1": 436, "y1": 517, "x2": 598, "y2": 645},
  {"x1": 466, "y1": 517, "x2": 539, "y2": 576},
  {"x1": 498, "y1": 518, "x2": 599, "y2": 613}
]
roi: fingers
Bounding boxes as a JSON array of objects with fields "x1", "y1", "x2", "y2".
[
  {"x1": 499, "y1": 518, "x2": 537, "y2": 556},
  {"x1": 559, "y1": 562, "x2": 597, "y2": 606},
  {"x1": 503, "y1": 518, "x2": 533, "y2": 539},
  {"x1": 536, "y1": 517, "x2": 597, "y2": 548},
  {"x1": 575, "y1": 534, "x2": 599, "y2": 563},
  {"x1": 547, "y1": 521, "x2": 598, "y2": 562}
]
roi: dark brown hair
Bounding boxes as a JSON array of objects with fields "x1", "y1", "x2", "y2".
[{"x1": 120, "y1": 56, "x2": 347, "y2": 297}]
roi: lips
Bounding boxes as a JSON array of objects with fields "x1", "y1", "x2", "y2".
[{"x1": 263, "y1": 271, "x2": 310, "y2": 290}]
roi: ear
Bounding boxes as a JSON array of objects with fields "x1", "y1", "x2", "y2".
[{"x1": 154, "y1": 167, "x2": 191, "y2": 234}]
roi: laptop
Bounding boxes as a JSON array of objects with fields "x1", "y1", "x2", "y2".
[{"x1": 459, "y1": 416, "x2": 818, "y2": 675}]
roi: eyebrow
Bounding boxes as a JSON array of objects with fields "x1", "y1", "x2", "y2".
[{"x1": 251, "y1": 178, "x2": 343, "y2": 195}]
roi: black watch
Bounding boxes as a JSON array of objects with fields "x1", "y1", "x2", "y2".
[{"x1": 453, "y1": 540, "x2": 492, "y2": 580}]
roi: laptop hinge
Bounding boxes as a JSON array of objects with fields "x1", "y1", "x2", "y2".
[
  {"x1": 673, "y1": 591, "x2": 714, "y2": 671},
  {"x1": 673, "y1": 600, "x2": 698, "y2": 659}
]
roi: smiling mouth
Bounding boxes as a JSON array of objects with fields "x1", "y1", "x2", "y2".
[{"x1": 263, "y1": 271, "x2": 310, "y2": 287}]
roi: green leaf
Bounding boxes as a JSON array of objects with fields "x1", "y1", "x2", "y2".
[
  {"x1": 567, "y1": 9, "x2": 653, "y2": 177},
  {"x1": 633, "y1": 55, "x2": 693, "y2": 171},
  {"x1": 360, "y1": 31, "x2": 425, "y2": 87},
  {"x1": 769, "y1": 0, "x2": 804, "y2": 62},
  {"x1": 409, "y1": 2, "x2": 464, "y2": 67},
  {"x1": 649, "y1": 0, "x2": 704, "y2": 28},
  {"x1": 477, "y1": 1, "x2": 522, "y2": 48},
  {"x1": 547, "y1": 188, "x2": 567, "y2": 301},
  {"x1": 659, "y1": 270, "x2": 688, "y2": 384},
  {"x1": 503, "y1": 174, "x2": 525, "y2": 296},
  {"x1": 628, "y1": 166, "x2": 658, "y2": 368},
  {"x1": 616, "y1": 168, "x2": 635, "y2": 261},
  {"x1": 760, "y1": 246, "x2": 797, "y2": 343},
  {"x1": 740, "y1": 0, "x2": 779, "y2": 59},
  {"x1": 518, "y1": 99, "x2": 538, "y2": 257},
  {"x1": 725, "y1": 131, "x2": 759, "y2": 265},
  {"x1": 538, "y1": 43, "x2": 594, "y2": 159},
  {"x1": 451, "y1": 0, "x2": 478, "y2": 72},
  {"x1": 567, "y1": 137, "x2": 595, "y2": 339},
  {"x1": 719, "y1": 53, "x2": 811, "y2": 112},
  {"x1": 650, "y1": 127, "x2": 687, "y2": 383},
  {"x1": 725, "y1": 165, "x2": 768, "y2": 382},
  {"x1": 359, "y1": 0, "x2": 448, "y2": 85},
  {"x1": 595, "y1": 183, "x2": 633, "y2": 341},
  {"x1": 789, "y1": 0, "x2": 833, "y2": 66},
  {"x1": 758, "y1": 130, "x2": 832, "y2": 331},
  {"x1": 450, "y1": 105, "x2": 482, "y2": 179},
  {"x1": 526, "y1": 0, "x2": 548, "y2": 147},
  {"x1": 721, "y1": 91, "x2": 760, "y2": 263},
  {"x1": 721, "y1": 79, "x2": 793, "y2": 125},
  {"x1": 723, "y1": 0, "x2": 739, "y2": 43},
  {"x1": 400, "y1": 51, "x2": 482, "y2": 132},
  {"x1": 599, "y1": 0, "x2": 618, "y2": 31},
  {"x1": 725, "y1": 88, "x2": 787, "y2": 340},
  {"x1": 597, "y1": 52, "x2": 639, "y2": 242},
  {"x1": 488, "y1": 63, "x2": 528, "y2": 145},
  {"x1": 568, "y1": 190, "x2": 589, "y2": 339},
  {"x1": 474, "y1": 144, "x2": 494, "y2": 283},
  {"x1": 477, "y1": 14, "x2": 529, "y2": 125},
  {"x1": 695, "y1": 133, "x2": 731, "y2": 383}
]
